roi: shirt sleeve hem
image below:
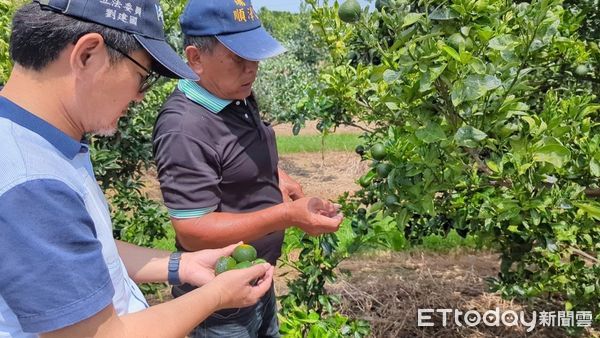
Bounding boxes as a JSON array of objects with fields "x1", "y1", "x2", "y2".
[
  {"x1": 19, "y1": 277, "x2": 115, "y2": 334},
  {"x1": 168, "y1": 205, "x2": 218, "y2": 219}
]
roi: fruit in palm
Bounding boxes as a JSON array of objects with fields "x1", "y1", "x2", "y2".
[
  {"x1": 232, "y1": 244, "x2": 257, "y2": 263},
  {"x1": 370, "y1": 143, "x2": 386, "y2": 160},
  {"x1": 214, "y1": 256, "x2": 237, "y2": 275},
  {"x1": 338, "y1": 0, "x2": 361, "y2": 23},
  {"x1": 234, "y1": 261, "x2": 253, "y2": 269},
  {"x1": 252, "y1": 258, "x2": 268, "y2": 265}
]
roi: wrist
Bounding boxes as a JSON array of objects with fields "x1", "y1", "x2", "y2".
[
  {"x1": 167, "y1": 252, "x2": 182, "y2": 286},
  {"x1": 203, "y1": 281, "x2": 225, "y2": 311},
  {"x1": 280, "y1": 201, "x2": 297, "y2": 229}
]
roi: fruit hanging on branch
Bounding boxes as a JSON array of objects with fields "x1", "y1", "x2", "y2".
[{"x1": 338, "y1": 0, "x2": 361, "y2": 23}]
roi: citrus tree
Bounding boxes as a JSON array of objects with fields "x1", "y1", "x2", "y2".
[{"x1": 299, "y1": 0, "x2": 600, "y2": 325}]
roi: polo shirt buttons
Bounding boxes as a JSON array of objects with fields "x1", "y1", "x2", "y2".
[{"x1": 236, "y1": 101, "x2": 241, "y2": 105}]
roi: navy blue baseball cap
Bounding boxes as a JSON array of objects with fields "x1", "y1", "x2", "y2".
[
  {"x1": 180, "y1": 0, "x2": 286, "y2": 61},
  {"x1": 34, "y1": 0, "x2": 198, "y2": 80}
]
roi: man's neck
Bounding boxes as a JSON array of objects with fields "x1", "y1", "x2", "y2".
[{"x1": 0, "y1": 66, "x2": 83, "y2": 140}]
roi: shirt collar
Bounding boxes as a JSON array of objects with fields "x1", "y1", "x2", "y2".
[
  {"x1": 178, "y1": 79, "x2": 232, "y2": 114},
  {"x1": 0, "y1": 96, "x2": 85, "y2": 160}
]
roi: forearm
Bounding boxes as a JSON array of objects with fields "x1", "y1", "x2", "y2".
[
  {"x1": 42, "y1": 284, "x2": 221, "y2": 338},
  {"x1": 116, "y1": 240, "x2": 170, "y2": 283},
  {"x1": 174, "y1": 202, "x2": 292, "y2": 251},
  {"x1": 120, "y1": 284, "x2": 220, "y2": 337}
]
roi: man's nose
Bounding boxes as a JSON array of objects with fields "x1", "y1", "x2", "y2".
[{"x1": 245, "y1": 60, "x2": 259, "y2": 73}]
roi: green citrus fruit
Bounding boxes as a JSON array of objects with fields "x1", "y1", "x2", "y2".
[
  {"x1": 371, "y1": 143, "x2": 386, "y2": 160},
  {"x1": 355, "y1": 144, "x2": 365, "y2": 155},
  {"x1": 338, "y1": 0, "x2": 361, "y2": 23},
  {"x1": 575, "y1": 65, "x2": 588, "y2": 76},
  {"x1": 252, "y1": 258, "x2": 268, "y2": 265},
  {"x1": 232, "y1": 244, "x2": 257, "y2": 263},
  {"x1": 358, "y1": 175, "x2": 371, "y2": 188},
  {"x1": 214, "y1": 256, "x2": 237, "y2": 275},
  {"x1": 375, "y1": 0, "x2": 392, "y2": 11},
  {"x1": 234, "y1": 261, "x2": 253, "y2": 269},
  {"x1": 376, "y1": 163, "x2": 393, "y2": 178},
  {"x1": 384, "y1": 195, "x2": 398, "y2": 207}
]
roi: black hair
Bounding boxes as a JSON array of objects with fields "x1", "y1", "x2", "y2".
[
  {"x1": 9, "y1": 3, "x2": 141, "y2": 71},
  {"x1": 182, "y1": 35, "x2": 218, "y2": 54}
]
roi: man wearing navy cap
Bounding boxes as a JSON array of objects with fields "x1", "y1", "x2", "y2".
[
  {"x1": 0, "y1": 1, "x2": 274, "y2": 337},
  {"x1": 152, "y1": 0, "x2": 344, "y2": 337}
]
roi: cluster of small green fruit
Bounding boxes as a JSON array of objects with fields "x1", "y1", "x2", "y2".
[{"x1": 214, "y1": 244, "x2": 267, "y2": 275}]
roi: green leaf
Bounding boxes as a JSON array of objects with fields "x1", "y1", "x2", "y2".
[
  {"x1": 429, "y1": 7, "x2": 459, "y2": 20},
  {"x1": 402, "y1": 13, "x2": 423, "y2": 27},
  {"x1": 533, "y1": 144, "x2": 571, "y2": 168},
  {"x1": 451, "y1": 80, "x2": 465, "y2": 106},
  {"x1": 419, "y1": 63, "x2": 447, "y2": 92},
  {"x1": 469, "y1": 57, "x2": 487, "y2": 74},
  {"x1": 452, "y1": 75, "x2": 501, "y2": 105},
  {"x1": 441, "y1": 45, "x2": 461, "y2": 61},
  {"x1": 573, "y1": 202, "x2": 600, "y2": 220},
  {"x1": 590, "y1": 159, "x2": 600, "y2": 177},
  {"x1": 415, "y1": 124, "x2": 446, "y2": 143},
  {"x1": 466, "y1": 75, "x2": 499, "y2": 101},
  {"x1": 383, "y1": 69, "x2": 400, "y2": 83},
  {"x1": 454, "y1": 126, "x2": 488, "y2": 148},
  {"x1": 488, "y1": 34, "x2": 518, "y2": 50}
]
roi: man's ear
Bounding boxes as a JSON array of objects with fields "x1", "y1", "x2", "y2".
[
  {"x1": 185, "y1": 45, "x2": 204, "y2": 75},
  {"x1": 70, "y1": 33, "x2": 107, "y2": 76}
]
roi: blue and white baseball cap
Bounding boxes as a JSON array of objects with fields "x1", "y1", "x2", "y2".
[
  {"x1": 34, "y1": 0, "x2": 198, "y2": 80},
  {"x1": 180, "y1": 0, "x2": 286, "y2": 61}
]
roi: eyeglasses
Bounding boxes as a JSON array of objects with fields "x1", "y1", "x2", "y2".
[{"x1": 103, "y1": 40, "x2": 160, "y2": 93}]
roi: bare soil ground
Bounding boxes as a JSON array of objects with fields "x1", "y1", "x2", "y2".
[{"x1": 143, "y1": 148, "x2": 598, "y2": 337}]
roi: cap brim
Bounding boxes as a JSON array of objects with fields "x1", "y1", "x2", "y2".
[
  {"x1": 134, "y1": 35, "x2": 199, "y2": 80},
  {"x1": 216, "y1": 27, "x2": 286, "y2": 62}
]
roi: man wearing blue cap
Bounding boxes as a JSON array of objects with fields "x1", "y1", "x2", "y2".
[
  {"x1": 0, "y1": 1, "x2": 275, "y2": 337},
  {"x1": 152, "y1": 0, "x2": 344, "y2": 337}
]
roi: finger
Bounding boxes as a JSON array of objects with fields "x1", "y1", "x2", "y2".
[
  {"x1": 313, "y1": 214, "x2": 343, "y2": 231},
  {"x1": 242, "y1": 263, "x2": 271, "y2": 282},
  {"x1": 250, "y1": 266, "x2": 273, "y2": 295}
]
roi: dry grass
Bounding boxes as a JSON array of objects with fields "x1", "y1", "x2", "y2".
[{"x1": 325, "y1": 251, "x2": 599, "y2": 338}]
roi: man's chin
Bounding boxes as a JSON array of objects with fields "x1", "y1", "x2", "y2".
[{"x1": 93, "y1": 128, "x2": 118, "y2": 137}]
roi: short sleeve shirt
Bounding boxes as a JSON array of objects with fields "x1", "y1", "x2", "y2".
[
  {"x1": 0, "y1": 97, "x2": 148, "y2": 337},
  {"x1": 152, "y1": 80, "x2": 284, "y2": 264}
]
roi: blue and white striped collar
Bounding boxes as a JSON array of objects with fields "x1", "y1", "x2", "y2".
[{"x1": 177, "y1": 80, "x2": 232, "y2": 114}]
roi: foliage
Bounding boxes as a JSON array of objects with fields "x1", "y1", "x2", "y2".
[
  {"x1": 254, "y1": 51, "x2": 317, "y2": 122},
  {"x1": 564, "y1": 0, "x2": 599, "y2": 42},
  {"x1": 255, "y1": 9, "x2": 326, "y2": 123},
  {"x1": 278, "y1": 303, "x2": 370, "y2": 338},
  {"x1": 0, "y1": 0, "x2": 27, "y2": 82},
  {"x1": 301, "y1": 0, "x2": 600, "y2": 326}
]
